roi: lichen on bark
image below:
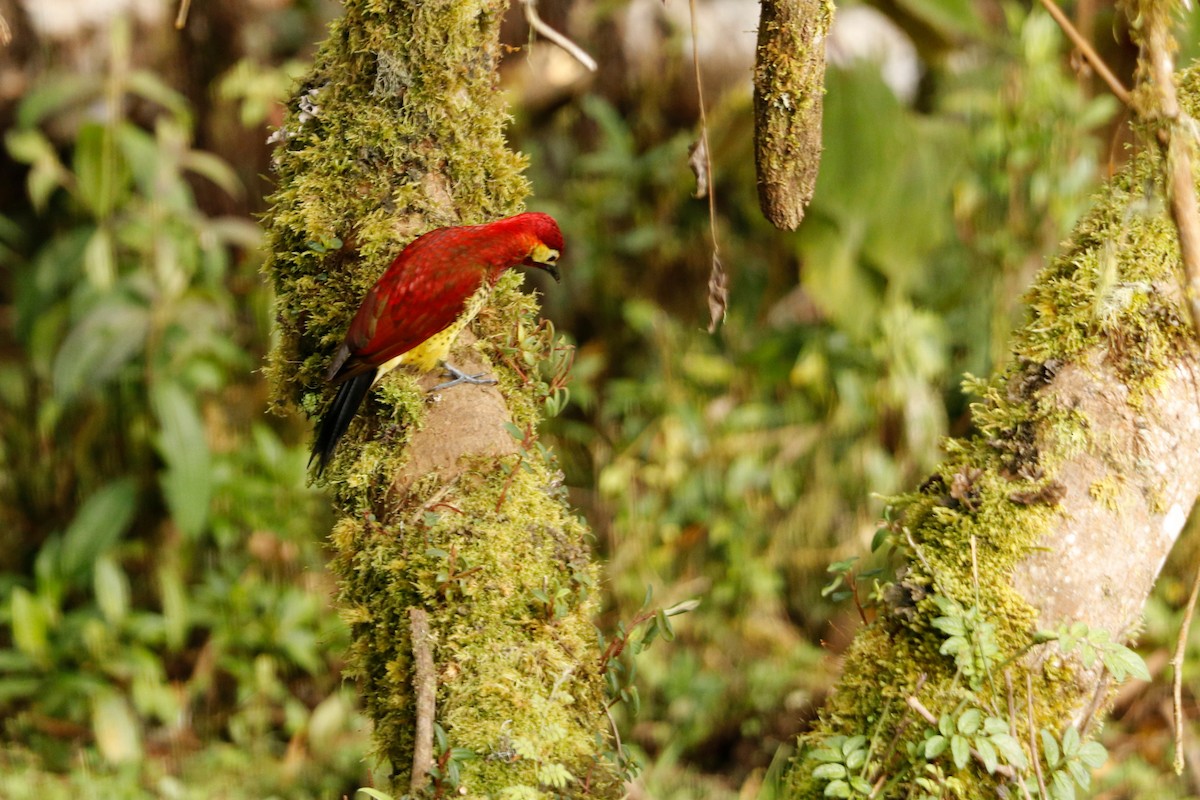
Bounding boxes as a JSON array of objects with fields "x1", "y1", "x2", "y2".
[
  {"x1": 785, "y1": 68, "x2": 1200, "y2": 798},
  {"x1": 259, "y1": 1, "x2": 620, "y2": 796}
]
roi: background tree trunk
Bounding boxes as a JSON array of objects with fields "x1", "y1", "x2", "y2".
[{"x1": 260, "y1": 1, "x2": 621, "y2": 795}]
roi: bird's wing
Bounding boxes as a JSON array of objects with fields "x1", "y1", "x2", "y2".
[{"x1": 330, "y1": 237, "x2": 488, "y2": 383}]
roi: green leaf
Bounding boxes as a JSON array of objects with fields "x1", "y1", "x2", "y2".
[
  {"x1": 158, "y1": 564, "x2": 188, "y2": 651},
  {"x1": 181, "y1": 150, "x2": 242, "y2": 198},
  {"x1": 812, "y1": 763, "x2": 847, "y2": 781},
  {"x1": 10, "y1": 587, "x2": 51, "y2": 663},
  {"x1": 1102, "y1": 644, "x2": 1150, "y2": 682},
  {"x1": 975, "y1": 738, "x2": 998, "y2": 774},
  {"x1": 924, "y1": 735, "x2": 947, "y2": 759},
  {"x1": 126, "y1": 70, "x2": 191, "y2": 120},
  {"x1": 74, "y1": 122, "x2": 126, "y2": 218},
  {"x1": 871, "y1": 527, "x2": 890, "y2": 551},
  {"x1": 950, "y1": 734, "x2": 970, "y2": 771},
  {"x1": 83, "y1": 226, "x2": 116, "y2": 288},
  {"x1": 115, "y1": 123, "x2": 160, "y2": 195},
  {"x1": 823, "y1": 779, "x2": 851, "y2": 798},
  {"x1": 1066, "y1": 758, "x2": 1091, "y2": 790},
  {"x1": 932, "y1": 615, "x2": 966, "y2": 637},
  {"x1": 6, "y1": 127, "x2": 56, "y2": 164},
  {"x1": 17, "y1": 75, "x2": 101, "y2": 127},
  {"x1": 982, "y1": 716, "x2": 1009, "y2": 736},
  {"x1": 53, "y1": 298, "x2": 150, "y2": 404},
  {"x1": 1061, "y1": 725, "x2": 1080, "y2": 757},
  {"x1": 6, "y1": 129, "x2": 67, "y2": 211},
  {"x1": 92, "y1": 692, "x2": 142, "y2": 764},
  {"x1": 1050, "y1": 768, "x2": 1076, "y2": 800},
  {"x1": 59, "y1": 479, "x2": 137, "y2": 584},
  {"x1": 152, "y1": 382, "x2": 212, "y2": 539},
  {"x1": 1078, "y1": 642, "x2": 1096, "y2": 668},
  {"x1": 1077, "y1": 740, "x2": 1107, "y2": 769},
  {"x1": 0, "y1": 677, "x2": 41, "y2": 704},
  {"x1": 656, "y1": 607, "x2": 675, "y2": 642},
  {"x1": 844, "y1": 747, "x2": 866, "y2": 771},
  {"x1": 810, "y1": 748, "x2": 845, "y2": 764},
  {"x1": 1040, "y1": 729, "x2": 1061, "y2": 769},
  {"x1": 93, "y1": 554, "x2": 129, "y2": 624},
  {"x1": 537, "y1": 762, "x2": 573, "y2": 788},
  {"x1": 355, "y1": 789, "x2": 395, "y2": 800},
  {"x1": 956, "y1": 708, "x2": 982, "y2": 736},
  {"x1": 891, "y1": 0, "x2": 983, "y2": 39},
  {"x1": 842, "y1": 735, "x2": 867, "y2": 755},
  {"x1": 989, "y1": 733, "x2": 1028, "y2": 770},
  {"x1": 664, "y1": 598, "x2": 700, "y2": 616}
]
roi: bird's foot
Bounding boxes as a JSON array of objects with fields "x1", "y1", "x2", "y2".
[{"x1": 431, "y1": 361, "x2": 497, "y2": 391}]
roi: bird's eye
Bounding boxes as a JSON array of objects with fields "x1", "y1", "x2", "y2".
[{"x1": 529, "y1": 243, "x2": 560, "y2": 266}]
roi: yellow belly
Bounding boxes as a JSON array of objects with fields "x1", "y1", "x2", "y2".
[{"x1": 375, "y1": 281, "x2": 493, "y2": 382}]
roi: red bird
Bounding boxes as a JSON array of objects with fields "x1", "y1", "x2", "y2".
[{"x1": 311, "y1": 212, "x2": 564, "y2": 474}]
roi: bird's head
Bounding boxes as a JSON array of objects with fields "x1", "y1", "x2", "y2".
[{"x1": 519, "y1": 212, "x2": 565, "y2": 282}]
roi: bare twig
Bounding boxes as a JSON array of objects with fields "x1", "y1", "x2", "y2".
[
  {"x1": 1027, "y1": 671, "x2": 1049, "y2": 800},
  {"x1": 1006, "y1": 671, "x2": 1036, "y2": 800},
  {"x1": 521, "y1": 0, "x2": 597, "y2": 72},
  {"x1": 905, "y1": 694, "x2": 938, "y2": 726},
  {"x1": 1173, "y1": 559, "x2": 1200, "y2": 774},
  {"x1": 1036, "y1": 0, "x2": 1131, "y2": 106},
  {"x1": 410, "y1": 608, "x2": 437, "y2": 794},
  {"x1": 174, "y1": 0, "x2": 192, "y2": 30},
  {"x1": 604, "y1": 703, "x2": 623, "y2": 764},
  {"x1": 970, "y1": 536, "x2": 997, "y2": 696},
  {"x1": 1079, "y1": 669, "x2": 1110, "y2": 739},
  {"x1": 873, "y1": 703, "x2": 912, "y2": 788}
]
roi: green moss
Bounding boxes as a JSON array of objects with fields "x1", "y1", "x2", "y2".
[
  {"x1": 332, "y1": 446, "x2": 609, "y2": 793},
  {"x1": 786, "y1": 66, "x2": 1200, "y2": 800},
  {"x1": 260, "y1": 1, "x2": 618, "y2": 796}
]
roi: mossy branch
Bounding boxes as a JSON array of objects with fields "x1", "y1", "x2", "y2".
[
  {"x1": 785, "y1": 68, "x2": 1200, "y2": 799},
  {"x1": 752, "y1": 0, "x2": 831, "y2": 231},
  {"x1": 259, "y1": 1, "x2": 620, "y2": 796}
]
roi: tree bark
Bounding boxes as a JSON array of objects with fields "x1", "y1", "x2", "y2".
[
  {"x1": 260, "y1": 1, "x2": 620, "y2": 796},
  {"x1": 753, "y1": 0, "x2": 831, "y2": 230},
  {"x1": 785, "y1": 70, "x2": 1200, "y2": 798}
]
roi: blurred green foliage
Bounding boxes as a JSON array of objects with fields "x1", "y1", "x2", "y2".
[
  {"x1": 516, "y1": 0, "x2": 1142, "y2": 791},
  {"x1": 523, "y1": 0, "x2": 1121, "y2": 790},
  {"x1": 0, "y1": 18, "x2": 363, "y2": 796},
  {"x1": 4, "y1": 1, "x2": 1200, "y2": 798}
]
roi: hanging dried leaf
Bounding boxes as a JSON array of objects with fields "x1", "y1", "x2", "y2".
[
  {"x1": 706, "y1": 253, "x2": 728, "y2": 333},
  {"x1": 753, "y1": 0, "x2": 831, "y2": 230}
]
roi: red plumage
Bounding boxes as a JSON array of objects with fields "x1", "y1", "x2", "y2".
[{"x1": 310, "y1": 212, "x2": 564, "y2": 474}]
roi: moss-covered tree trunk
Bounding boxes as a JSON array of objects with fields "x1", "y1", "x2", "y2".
[
  {"x1": 785, "y1": 74, "x2": 1200, "y2": 798},
  {"x1": 260, "y1": 2, "x2": 621, "y2": 796}
]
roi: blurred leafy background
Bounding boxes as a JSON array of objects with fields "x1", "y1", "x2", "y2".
[{"x1": 0, "y1": 0, "x2": 1198, "y2": 797}]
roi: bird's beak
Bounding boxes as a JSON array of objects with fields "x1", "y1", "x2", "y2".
[{"x1": 545, "y1": 262, "x2": 561, "y2": 283}]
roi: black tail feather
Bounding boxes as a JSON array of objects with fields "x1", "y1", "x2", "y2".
[{"x1": 310, "y1": 370, "x2": 375, "y2": 476}]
